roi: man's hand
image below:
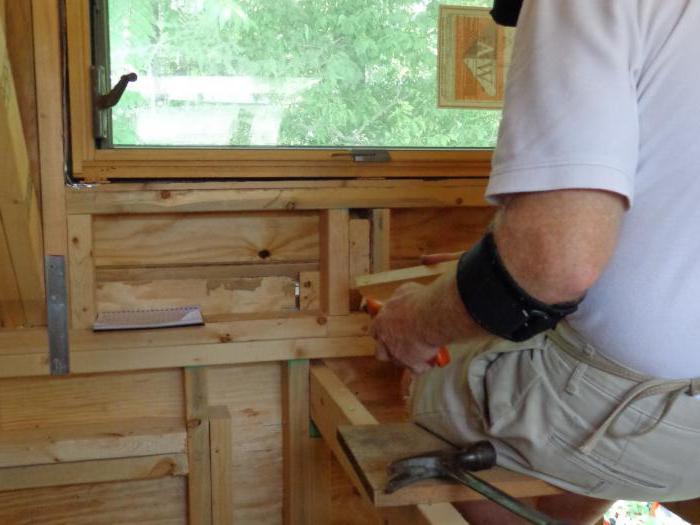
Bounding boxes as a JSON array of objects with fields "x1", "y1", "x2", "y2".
[{"x1": 370, "y1": 282, "x2": 442, "y2": 374}]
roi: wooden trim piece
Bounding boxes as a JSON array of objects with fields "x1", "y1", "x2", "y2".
[
  {"x1": 283, "y1": 359, "x2": 311, "y2": 525},
  {"x1": 0, "y1": 453, "x2": 187, "y2": 492},
  {"x1": 208, "y1": 406, "x2": 234, "y2": 525},
  {"x1": 67, "y1": 215, "x2": 95, "y2": 329},
  {"x1": 66, "y1": 180, "x2": 490, "y2": 215},
  {"x1": 306, "y1": 435, "x2": 332, "y2": 525},
  {"x1": 185, "y1": 367, "x2": 213, "y2": 525},
  {"x1": 320, "y1": 209, "x2": 350, "y2": 316},
  {"x1": 370, "y1": 209, "x2": 391, "y2": 273},
  {"x1": 32, "y1": 0, "x2": 67, "y2": 257},
  {"x1": 352, "y1": 261, "x2": 457, "y2": 302},
  {"x1": 309, "y1": 363, "x2": 465, "y2": 525},
  {"x1": 0, "y1": 417, "x2": 186, "y2": 468}
]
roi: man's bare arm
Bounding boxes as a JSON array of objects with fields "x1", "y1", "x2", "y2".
[{"x1": 371, "y1": 189, "x2": 627, "y2": 372}]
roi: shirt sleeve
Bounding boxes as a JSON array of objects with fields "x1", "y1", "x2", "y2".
[{"x1": 486, "y1": 0, "x2": 642, "y2": 207}]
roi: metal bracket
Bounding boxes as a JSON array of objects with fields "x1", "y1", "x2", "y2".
[
  {"x1": 332, "y1": 150, "x2": 391, "y2": 163},
  {"x1": 45, "y1": 256, "x2": 69, "y2": 375}
]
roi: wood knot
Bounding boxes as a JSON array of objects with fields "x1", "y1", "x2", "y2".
[
  {"x1": 219, "y1": 333, "x2": 232, "y2": 343},
  {"x1": 455, "y1": 197, "x2": 464, "y2": 205},
  {"x1": 186, "y1": 418, "x2": 202, "y2": 430},
  {"x1": 286, "y1": 201, "x2": 297, "y2": 210},
  {"x1": 316, "y1": 316, "x2": 327, "y2": 326},
  {"x1": 160, "y1": 190, "x2": 172, "y2": 199},
  {"x1": 258, "y1": 249, "x2": 271, "y2": 259}
]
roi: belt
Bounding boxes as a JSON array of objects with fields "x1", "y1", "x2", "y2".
[{"x1": 547, "y1": 326, "x2": 700, "y2": 454}]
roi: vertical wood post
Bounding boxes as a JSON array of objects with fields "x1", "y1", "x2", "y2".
[
  {"x1": 185, "y1": 367, "x2": 213, "y2": 525},
  {"x1": 67, "y1": 214, "x2": 95, "y2": 329},
  {"x1": 370, "y1": 209, "x2": 391, "y2": 273},
  {"x1": 209, "y1": 406, "x2": 234, "y2": 525},
  {"x1": 320, "y1": 209, "x2": 350, "y2": 316}
]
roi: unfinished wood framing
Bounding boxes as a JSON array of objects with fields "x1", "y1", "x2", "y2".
[
  {"x1": 370, "y1": 209, "x2": 391, "y2": 272},
  {"x1": 67, "y1": 214, "x2": 95, "y2": 329},
  {"x1": 209, "y1": 406, "x2": 234, "y2": 525},
  {"x1": 320, "y1": 209, "x2": 350, "y2": 316},
  {"x1": 185, "y1": 367, "x2": 213, "y2": 525},
  {"x1": 0, "y1": 9, "x2": 44, "y2": 326}
]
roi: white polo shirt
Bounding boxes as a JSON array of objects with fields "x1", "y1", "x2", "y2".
[{"x1": 486, "y1": 0, "x2": 700, "y2": 378}]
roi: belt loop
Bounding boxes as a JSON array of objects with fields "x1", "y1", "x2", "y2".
[{"x1": 565, "y1": 344, "x2": 595, "y2": 396}]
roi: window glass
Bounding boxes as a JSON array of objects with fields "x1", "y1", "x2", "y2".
[{"x1": 107, "y1": 0, "x2": 502, "y2": 148}]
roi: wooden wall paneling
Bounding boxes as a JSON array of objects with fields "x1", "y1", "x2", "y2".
[
  {"x1": 184, "y1": 367, "x2": 213, "y2": 525},
  {"x1": 282, "y1": 359, "x2": 311, "y2": 525},
  {"x1": 320, "y1": 209, "x2": 350, "y2": 316},
  {"x1": 208, "y1": 364, "x2": 284, "y2": 525},
  {"x1": 370, "y1": 209, "x2": 391, "y2": 273},
  {"x1": 97, "y1": 275, "x2": 296, "y2": 319},
  {"x1": 0, "y1": 216, "x2": 26, "y2": 327},
  {"x1": 32, "y1": 0, "x2": 67, "y2": 258},
  {"x1": 390, "y1": 207, "x2": 495, "y2": 268},
  {"x1": 0, "y1": 12, "x2": 45, "y2": 325},
  {"x1": 68, "y1": 214, "x2": 95, "y2": 329},
  {"x1": 92, "y1": 212, "x2": 319, "y2": 268},
  {"x1": 0, "y1": 453, "x2": 188, "y2": 492},
  {"x1": 0, "y1": 369, "x2": 184, "y2": 431},
  {"x1": 0, "y1": 476, "x2": 188, "y2": 525},
  {"x1": 5, "y1": 0, "x2": 41, "y2": 195},
  {"x1": 209, "y1": 406, "x2": 234, "y2": 525}
]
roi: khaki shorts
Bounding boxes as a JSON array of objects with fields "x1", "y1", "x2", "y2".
[{"x1": 411, "y1": 323, "x2": 700, "y2": 502}]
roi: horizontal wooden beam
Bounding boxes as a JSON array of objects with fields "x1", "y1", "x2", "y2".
[
  {"x1": 310, "y1": 363, "x2": 466, "y2": 525},
  {"x1": 66, "y1": 181, "x2": 490, "y2": 215},
  {"x1": 0, "y1": 417, "x2": 186, "y2": 467},
  {"x1": 0, "y1": 315, "x2": 374, "y2": 377},
  {"x1": 0, "y1": 453, "x2": 187, "y2": 492}
]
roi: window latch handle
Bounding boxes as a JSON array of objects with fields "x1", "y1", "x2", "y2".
[{"x1": 96, "y1": 72, "x2": 138, "y2": 110}]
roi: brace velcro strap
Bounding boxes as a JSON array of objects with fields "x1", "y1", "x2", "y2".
[
  {"x1": 456, "y1": 233, "x2": 583, "y2": 342},
  {"x1": 490, "y1": 0, "x2": 524, "y2": 27}
]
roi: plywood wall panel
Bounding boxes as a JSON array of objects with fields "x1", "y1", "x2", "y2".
[
  {"x1": 208, "y1": 363, "x2": 283, "y2": 525},
  {"x1": 0, "y1": 369, "x2": 184, "y2": 431},
  {"x1": 0, "y1": 476, "x2": 187, "y2": 525},
  {"x1": 391, "y1": 207, "x2": 495, "y2": 267},
  {"x1": 93, "y1": 212, "x2": 319, "y2": 267}
]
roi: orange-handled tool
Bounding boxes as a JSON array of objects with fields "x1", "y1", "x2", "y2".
[{"x1": 364, "y1": 298, "x2": 451, "y2": 368}]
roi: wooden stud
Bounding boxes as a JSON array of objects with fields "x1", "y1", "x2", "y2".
[
  {"x1": 370, "y1": 209, "x2": 391, "y2": 273},
  {"x1": 32, "y1": 0, "x2": 67, "y2": 257},
  {"x1": 352, "y1": 261, "x2": 457, "y2": 302},
  {"x1": 68, "y1": 214, "x2": 96, "y2": 329},
  {"x1": 209, "y1": 406, "x2": 234, "y2": 525},
  {"x1": 282, "y1": 360, "x2": 311, "y2": 525},
  {"x1": 349, "y1": 218, "x2": 371, "y2": 310},
  {"x1": 185, "y1": 367, "x2": 213, "y2": 525},
  {"x1": 298, "y1": 271, "x2": 320, "y2": 311},
  {"x1": 0, "y1": 453, "x2": 188, "y2": 492},
  {"x1": 306, "y1": 435, "x2": 332, "y2": 525},
  {"x1": 320, "y1": 209, "x2": 350, "y2": 316}
]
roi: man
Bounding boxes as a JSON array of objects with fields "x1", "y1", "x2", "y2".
[{"x1": 371, "y1": 1, "x2": 700, "y2": 523}]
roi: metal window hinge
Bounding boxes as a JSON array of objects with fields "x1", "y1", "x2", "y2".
[
  {"x1": 332, "y1": 150, "x2": 391, "y2": 163},
  {"x1": 91, "y1": 66, "x2": 137, "y2": 144}
]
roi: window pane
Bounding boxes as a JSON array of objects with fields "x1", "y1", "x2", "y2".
[{"x1": 108, "y1": 0, "x2": 502, "y2": 148}]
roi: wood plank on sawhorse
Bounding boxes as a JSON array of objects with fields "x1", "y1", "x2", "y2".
[{"x1": 338, "y1": 422, "x2": 561, "y2": 507}]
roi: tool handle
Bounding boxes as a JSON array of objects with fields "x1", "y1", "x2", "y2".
[{"x1": 364, "y1": 298, "x2": 451, "y2": 368}]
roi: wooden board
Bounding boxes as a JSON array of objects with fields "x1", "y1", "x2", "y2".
[
  {"x1": 337, "y1": 422, "x2": 560, "y2": 507},
  {"x1": 0, "y1": 476, "x2": 187, "y2": 525},
  {"x1": 352, "y1": 261, "x2": 457, "y2": 302},
  {"x1": 92, "y1": 212, "x2": 319, "y2": 267}
]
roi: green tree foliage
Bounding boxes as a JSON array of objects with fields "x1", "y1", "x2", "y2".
[{"x1": 109, "y1": 0, "x2": 501, "y2": 147}]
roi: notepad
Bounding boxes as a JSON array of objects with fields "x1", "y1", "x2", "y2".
[{"x1": 93, "y1": 305, "x2": 204, "y2": 331}]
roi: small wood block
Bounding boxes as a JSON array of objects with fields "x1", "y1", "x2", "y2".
[
  {"x1": 337, "y1": 422, "x2": 560, "y2": 507},
  {"x1": 352, "y1": 261, "x2": 456, "y2": 302}
]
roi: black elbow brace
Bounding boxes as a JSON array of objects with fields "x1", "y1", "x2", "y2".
[
  {"x1": 490, "y1": 0, "x2": 523, "y2": 27},
  {"x1": 456, "y1": 233, "x2": 583, "y2": 342}
]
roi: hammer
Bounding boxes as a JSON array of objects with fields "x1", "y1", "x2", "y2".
[{"x1": 386, "y1": 441, "x2": 569, "y2": 525}]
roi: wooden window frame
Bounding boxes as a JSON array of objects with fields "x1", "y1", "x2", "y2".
[{"x1": 66, "y1": 0, "x2": 493, "y2": 183}]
